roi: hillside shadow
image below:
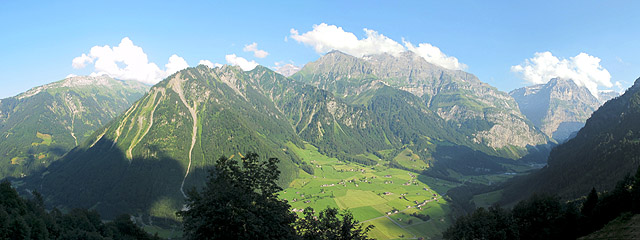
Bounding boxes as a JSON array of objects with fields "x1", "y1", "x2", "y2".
[
  {"x1": 514, "y1": 143, "x2": 554, "y2": 164},
  {"x1": 552, "y1": 121, "x2": 585, "y2": 142},
  {"x1": 21, "y1": 137, "x2": 189, "y2": 222},
  {"x1": 45, "y1": 145, "x2": 68, "y2": 156},
  {"x1": 423, "y1": 145, "x2": 509, "y2": 180}
]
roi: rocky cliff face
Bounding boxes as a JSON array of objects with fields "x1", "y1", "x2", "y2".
[
  {"x1": 599, "y1": 90, "x2": 620, "y2": 105},
  {"x1": 502, "y1": 77, "x2": 640, "y2": 203},
  {"x1": 293, "y1": 51, "x2": 548, "y2": 155},
  {"x1": 510, "y1": 78, "x2": 608, "y2": 141}
]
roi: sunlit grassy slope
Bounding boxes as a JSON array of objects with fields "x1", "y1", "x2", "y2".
[{"x1": 281, "y1": 142, "x2": 458, "y2": 239}]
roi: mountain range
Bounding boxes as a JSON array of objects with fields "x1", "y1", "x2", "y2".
[
  {"x1": 16, "y1": 51, "x2": 553, "y2": 220},
  {"x1": 293, "y1": 51, "x2": 548, "y2": 157},
  {"x1": 510, "y1": 78, "x2": 618, "y2": 142},
  {"x1": 501, "y1": 77, "x2": 640, "y2": 204},
  {"x1": 4, "y1": 50, "x2": 633, "y2": 239},
  {"x1": 0, "y1": 75, "x2": 148, "y2": 179}
]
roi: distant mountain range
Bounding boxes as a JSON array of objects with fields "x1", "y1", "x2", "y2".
[
  {"x1": 13, "y1": 50, "x2": 634, "y2": 224},
  {"x1": 275, "y1": 63, "x2": 302, "y2": 77},
  {"x1": 293, "y1": 51, "x2": 548, "y2": 156},
  {"x1": 19, "y1": 51, "x2": 553, "y2": 219},
  {"x1": 0, "y1": 75, "x2": 148, "y2": 178},
  {"x1": 501, "y1": 77, "x2": 640, "y2": 204},
  {"x1": 510, "y1": 78, "x2": 618, "y2": 141}
]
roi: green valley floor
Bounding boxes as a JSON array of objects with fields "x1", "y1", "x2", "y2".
[{"x1": 280, "y1": 143, "x2": 459, "y2": 239}]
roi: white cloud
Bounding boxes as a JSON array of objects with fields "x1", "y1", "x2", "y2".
[
  {"x1": 72, "y1": 53, "x2": 93, "y2": 69},
  {"x1": 615, "y1": 81, "x2": 622, "y2": 89},
  {"x1": 290, "y1": 23, "x2": 405, "y2": 57},
  {"x1": 404, "y1": 41, "x2": 467, "y2": 70},
  {"x1": 71, "y1": 37, "x2": 189, "y2": 84},
  {"x1": 165, "y1": 54, "x2": 189, "y2": 75},
  {"x1": 511, "y1": 51, "x2": 612, "y2": 97},
  {"x1": 198, "y1": 60, "x2": 213, "y2": 68},
  {"x1": 225, "y1": 54, "x2": 258, "y2": 71},
  {"x1": 198, "y1": 60, "x2": 222, "y2": 68},
  {"x1": 289, "y1": 23, "x2": 465, "y2": 70},
  {"x1": 243, "y1": 42, "x2": 269, "y2": 58}
]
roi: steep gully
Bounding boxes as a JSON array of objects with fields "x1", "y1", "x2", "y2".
[{"x1": 170, "y1": 78, "x2": 198, "y2": 198}]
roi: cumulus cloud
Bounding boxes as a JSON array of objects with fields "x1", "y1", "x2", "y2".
[
  {"x1": 615, "y1": 81, "x2": 623, "y2": 90},
  {"x1": 289, "y1": 23, "x2": 466, "y2": 70},
  {"x1": 511, "y1": 51, "x2": 612, "y2": 97},
  {"x1": 71, "y1": 37, "x2": 189, "y2": 84},
  {"x1": 404, "y1": 41, "x2": 467, "y2": 70},
  {"x1": 198, "y1": 60, "x2": 222, "y2": 68},
  {"x1": 165, "y1": 54, "x2": 189, "y2": 75},
  {"x1": 72, "y1": 54, "x2": 93, "y2": 69},
  {"x1": 225, "y1": 54, "x2": 258, "y2": 71},
  {"x1": 290, "y1": 23, "x2": 404, "y2": 57},
  {"x1": 243, "y1": 42, "x2": 269, "y2": 58}
]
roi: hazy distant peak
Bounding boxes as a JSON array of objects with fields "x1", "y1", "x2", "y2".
[
  {"x1": 325, "y1": 49, "x2": 348, "y2": 55},
  {"x1": 16, "y1": 75, "x2": 148, "y2": 100},
  {"x1": 510, "y1": 77, "x2": 601, "y2": 141},
  {"x1": 598, "y1": 90, "x2": 619, "y2": 104},
  {"x1": 322, "y1": 50, "x2": 361, "y2": 61},
  {"x1": 548, "y1": 77, "x2": 619, "y2": 103},
  {"x1": 274, "y1": 64, "x2": 301, "y2": 77},
  {"x1": 63, "y1": 75, "x2": 116, "y2": 86},
  {"x1": 547, "y1": 77, "x2": 575, "y2": 85}
]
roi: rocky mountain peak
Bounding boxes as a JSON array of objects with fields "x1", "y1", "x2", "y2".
[
  {"x1": 294, "y1": 51, "x2": 547, "y2": 154},
  {"x1": 510, "y1": 78, "x2": 600, "y2": 141},
  {"x1": 63, "y1": 75, "x2": 115, "y2": 87},
  {"x1": 549, "y1": 78, "x2": 595, "y2": 102},
  {"x1": 503, "y1": 76, "x2": 640, "y2": 202},
  {"x1": 274, "y1": 64, "x2": 301, "y2": 77},
  {"x1": 16, "y1": 75, "x2": 148, "y2": 100},
  {"x1": 0, "y1": 75, "x2": 148, "y2": 179},
  {"x1": 598, "y1": 90, "x2": 620, "y2": 104}
]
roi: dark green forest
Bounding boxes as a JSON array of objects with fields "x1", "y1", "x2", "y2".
[
  {"x1": 2, "y1": 153, "x2": 374, "y2": 240},
  {"x1": 501, "y1": 79, "x2": 640, "y2": 203},
  {"x1": 178, "y1": 152, "x2": 374, "y2": 240},
  {"x1": 443, "y1": 166, "x2": 640, "y2": 239},
  {"x1": 0, "y1": 180, "x2": 158, "y2": 240}
]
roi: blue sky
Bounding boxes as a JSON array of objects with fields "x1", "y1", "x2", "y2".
[{"x1": 1, "y1": 0, "x2": 639, "y2": 98}]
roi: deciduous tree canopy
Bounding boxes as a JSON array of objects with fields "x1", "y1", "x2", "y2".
[{"x1": 178, "y1": 152, "x2": 374, "y2": 240}]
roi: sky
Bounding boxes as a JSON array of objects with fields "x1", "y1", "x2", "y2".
[{"x1": 1, "y1": 0, "x2": 639, "y2": 99}]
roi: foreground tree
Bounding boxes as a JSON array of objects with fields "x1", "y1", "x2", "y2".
[
  {"x1": 444, "y1": 165, "x2": 640, "y2": 239},
  {"x1": 581, "y1": 188, "x2": 598, "y2": 216},
  {"x1": 297, "y1": 207, "x2": 374, "y2": 240},
  {"x1": 0, "y1": 180, "x2": 157, "y2": 240},
  {"x1": 178, "y1": 152, "x2": 375, "y2": 240},
  {"x1": 442, "y1": 205, "x2": 518, "y2": 240},
  {"x1": 178, "y1": 153, "x2": 298, "y2": 240}
]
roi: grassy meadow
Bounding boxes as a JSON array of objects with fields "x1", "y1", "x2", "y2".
[{"x1": 281, "y1": 142, "x2": 459, "y2": 239}]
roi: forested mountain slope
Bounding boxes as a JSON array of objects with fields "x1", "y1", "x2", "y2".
[
  {"x1": 501, "y1": 77, "x2": 640, "y2": 204},
  {"x1": 293, "y1": 51, "x2": 548, "y2": 159},
  {"x1": 0, "y1": 75, "x2": 148, "y2": 179}
]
